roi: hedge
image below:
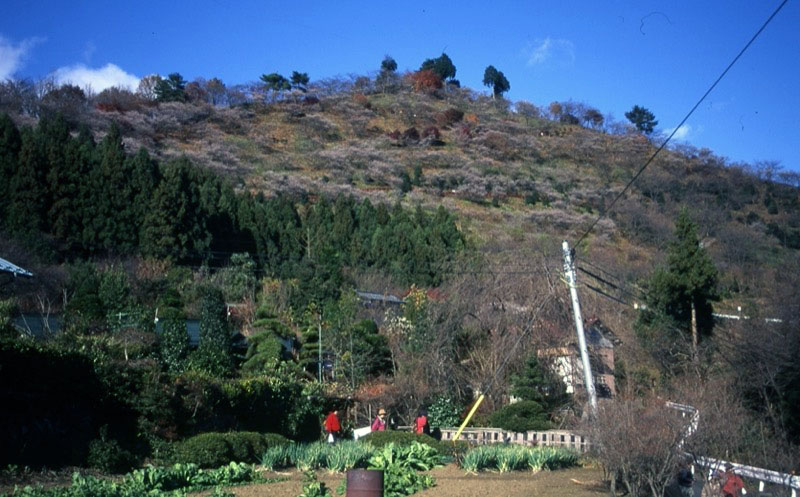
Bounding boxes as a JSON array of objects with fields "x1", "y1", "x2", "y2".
[{"x1": 173, "y1": 432, "x2": 289, "y2": 468}]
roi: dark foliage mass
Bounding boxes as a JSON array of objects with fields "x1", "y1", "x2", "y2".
[{"x1": 0, "y1": 113, "x2": 466, "y2": 296}]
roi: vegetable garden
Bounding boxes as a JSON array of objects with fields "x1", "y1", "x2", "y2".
[{"x1": 1, "y1": 440, "x2": 585, "y2": 497}]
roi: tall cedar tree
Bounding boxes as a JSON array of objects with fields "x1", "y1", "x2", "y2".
[
  {"x1": 420, "y1": 53, "x2": 456, "y2": 81},
  {"x1": 637, "y1": 209, "x2": 718, "y2": 364},
  {"x1": 194, "y1": 287, "x2": 234, "y2": 376},
  {"x1": 482, "y1": 65, "x2": 510, "y2": 98},
  {"x1": 0, "y1": 113, "x2": 22, "y2": 224}
]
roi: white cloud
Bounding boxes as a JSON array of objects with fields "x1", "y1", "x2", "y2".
[
  {"x1": 525, "y1": 38, "x2": 575, "y2": 66},
  {"x1": 667, "y1": 124, "x2": 691, "y2": 140},
  {"x1": 0, "y1": 35, "x2": 44, "y2": 80},
  {"x1": 52, "y1": 63, "x2": 140, "y2": 92}
]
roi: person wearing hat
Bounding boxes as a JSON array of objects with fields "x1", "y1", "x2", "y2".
[
  {"x1": 371, "y1": 408, "x2": 387, "y2": 432},
  {"x1": 721, "y1": 464, "x2": 745, "y2": 497}
]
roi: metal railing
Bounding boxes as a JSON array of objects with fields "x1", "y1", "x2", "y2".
[{"x1": 666, "y1": 401, "x2": 799, "y2": 497}]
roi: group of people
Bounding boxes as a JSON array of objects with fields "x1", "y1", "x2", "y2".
[
  {"x1": 678, "y1": 461, "x2": 746, "y2": 497},
  {"x1": 323, "y1": 407, "x2": 429, "y2": 443}
]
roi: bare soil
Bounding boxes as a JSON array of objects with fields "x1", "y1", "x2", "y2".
[{"x1": 218, "y1": 465, "x2": 608, "y2": 497}]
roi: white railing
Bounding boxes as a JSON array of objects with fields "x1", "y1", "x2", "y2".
[{"x1": 666, "y1": 401, "x2": 799, "y2": 497}]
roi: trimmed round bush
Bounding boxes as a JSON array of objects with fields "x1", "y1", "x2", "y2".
[
  {"x1": 228, "y1": 431, "x2": 289, "y2": 462},
  {"x1": 174, "y1": 431, "x2": 290, "y2": 467},
  {"x1": 174, "y1": 433, "x2": 232, "y2": 468}
]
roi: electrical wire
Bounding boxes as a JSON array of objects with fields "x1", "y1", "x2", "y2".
[{"x1": 573, "y1": 0, "x2": 789, "y2": 249}]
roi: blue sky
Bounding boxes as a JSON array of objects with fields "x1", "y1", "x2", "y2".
[{"x1": 2, "y1": 1, "x2": 798, "y2": 172}]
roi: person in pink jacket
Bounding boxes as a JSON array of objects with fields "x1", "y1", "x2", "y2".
[{"x1": 371, "y1": 408, "x2": 387, "y2": 432}]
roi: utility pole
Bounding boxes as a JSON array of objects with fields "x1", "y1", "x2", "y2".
[
  {"x1": 317, "y1": 311, "x2": 323, "y2": 383},
  {"x1": 562, "y1": 240, "x2": 598, "y2": 416}
]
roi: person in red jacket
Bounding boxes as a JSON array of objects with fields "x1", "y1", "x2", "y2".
[
  {"x1": 414, "y1": 408, "x2": 428, "y2": 435},
  {"x1": 721, "y1": 464, "x2": 745, "y2": 497},
  {"x1": 324, "y1": 410, "x2": 341, "y2": 443}
]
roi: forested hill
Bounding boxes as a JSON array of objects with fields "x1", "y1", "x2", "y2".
[
  {"x1": 2, "y1": 68, "x2": 800, "y2": 471},
  {"x1": 2, "y1": 74, "x2": 798, "y2": 321}
]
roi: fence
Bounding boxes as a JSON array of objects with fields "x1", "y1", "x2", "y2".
[{"x1": 437, "y1": 427, "x2": 589, "y2": 452}]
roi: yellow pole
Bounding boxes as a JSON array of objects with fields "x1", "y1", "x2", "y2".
[{"x1": 453, "y1": 394, "x2": 485, "y2": 442}]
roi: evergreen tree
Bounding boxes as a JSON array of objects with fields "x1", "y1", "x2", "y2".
[
  {"x1": 482, "y1": 65, "x2": 510, "y2": 98},
  {"x1": 192, "y1": 287, "x2": 233, "y2": 377},
  {"x1": 49, "y1": 124, "x2": 95, "y2": 255},
  {"x1": 155, "y1": 73, "x2": 187, "y2": 102},
  {"x1": 637, "y1": 209, "x2": 718, "y2": 364},
  {"x1": 160, "y1": 315, "x2": 189, "y2": 374},
  {"x1": 625, "y1": 105, "x2": 658, "y2": 134},
  {"x1": 420, "y1": 53, "x2": 456, "y2": 81},
  {"x1": 260, "y1": 73, "x2": 291, "y2": 98},
  {"x1": 290, "y1": 71, "x2": 310, "y2": 92},
  {"x1": 139, "y1": 157, "x2": 211, "y2": 261},
  {"x1": 381, "y1": 56, "x2": 398, "y2": 73},
  {"x1": 90, "y1": 124, "x2": 138, "y2": 254},
  {"x1": 64, "y1": 262, "x2": 104, "y2": 329},
  {"x1": 510, "y1": 354, "x2": 569, "y2": 414},
  {"x1": 127, "y1": 147, "x2": 160, "y2": 247},
  {"x1": 7, "y1": 125, "x2": 52, "y2": 234},
  {"x1": 0, "y1": 114, "x2": 21, "y2": 223},
  {"x1": 241, "y1": 312, "x2": 293, "y2": 373}
]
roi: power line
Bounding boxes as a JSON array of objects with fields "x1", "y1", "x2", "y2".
[
  {"x1": 577, "y1": 265, "x2": 644, "y2": 301},
  {"x1": 573, "y1": 0, "x2": 789, "y2": 249}
]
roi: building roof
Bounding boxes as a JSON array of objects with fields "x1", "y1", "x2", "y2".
[
  {"x1": 586, "y1": 320, "x2": 620, "y2": 348},
  {"x1": 355, "y1": 290, "x2": 405, "y2": 305},
  {"x1": 0, "y1": 257, "x2": 33, "y2": 277}
]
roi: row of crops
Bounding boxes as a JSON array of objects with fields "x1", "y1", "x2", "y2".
[
  {"x1": 1, "y1": 462, "x2": 276, "y2": 497},
  {"x1": 461, "y1": 445, "x2": 579, "y2": 473},
  {"x1": 2, "y1": 442, "x2": 580, "y2": 497}
]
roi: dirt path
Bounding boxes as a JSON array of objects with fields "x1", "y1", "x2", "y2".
[{"x1": 223, "y1": 465, "x2": 608, "y2": 497}]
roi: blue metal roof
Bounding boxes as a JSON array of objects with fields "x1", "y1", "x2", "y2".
[
  {"x1": 0, "y1": 257, "x2": 33, "y2": 277},
  {"x1": 355, "y1": 290, "x2": 405, "y2": 305}
]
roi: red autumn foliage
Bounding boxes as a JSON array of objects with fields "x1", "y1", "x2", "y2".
[{"x1": 406, "y1": 69, "x2": 443, "y2": 93}]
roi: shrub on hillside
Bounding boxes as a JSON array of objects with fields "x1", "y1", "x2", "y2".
[
  {"x1": 406, "y1": 70, "x2": 443, "y2": 93},
  {"x1": 95, "y1": 87, "x2": 145, "y2": 113},
  {"x1": 435, "y1": 108, "x2": 463, "y2": 127}
]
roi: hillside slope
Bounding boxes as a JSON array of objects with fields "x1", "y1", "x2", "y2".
[{"x1": 69, "y1": 84, "x2": 800, "y2": 322}]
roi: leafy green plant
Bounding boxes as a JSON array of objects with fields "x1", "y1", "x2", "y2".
[
  {"x1": 427, "y1": 396, "x2": 461, "y2": 428},
  {"x1": 366, "y1": 443, "x2": 440, "y2": 497},
  {"x1": 298, "y1": 470, "x2": 332, "y2": 497},
  {"x1": 86, "y1": 426, "x2": 137, "y2": 473},
  {"x1": 0, "y1": 462, "x2": 281, "y2": 497}
]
